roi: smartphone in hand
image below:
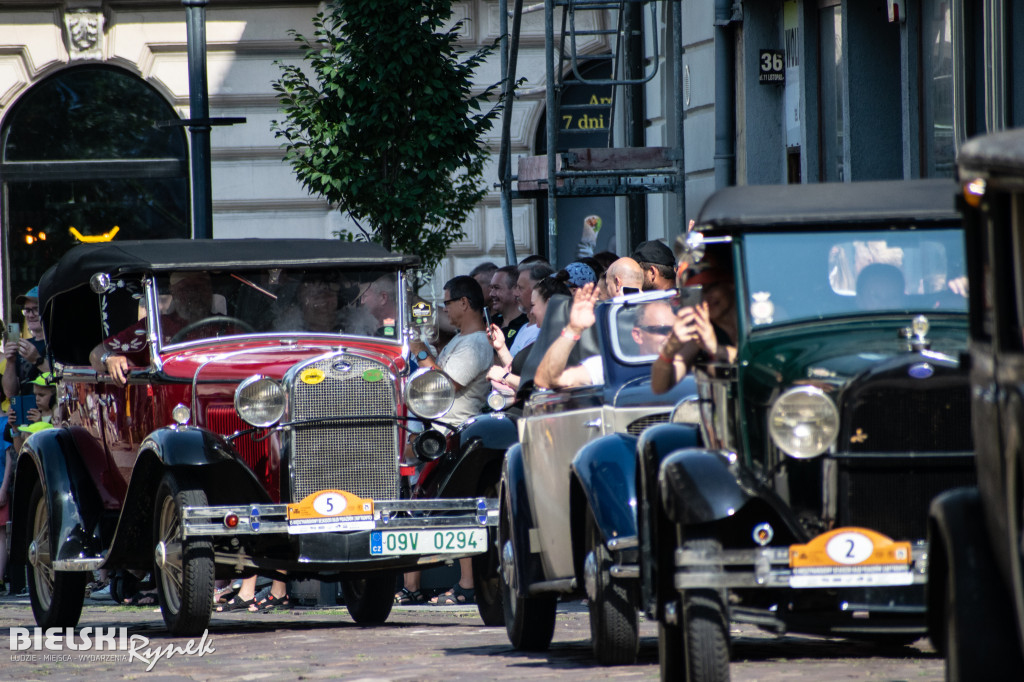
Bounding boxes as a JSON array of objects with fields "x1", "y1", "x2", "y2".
[
  {"x1": 6, "y1": 322, "x2": 18, "y2": 340},
  {"x1": 11, "y1": 394, "x2": 36, "y2": 426}
]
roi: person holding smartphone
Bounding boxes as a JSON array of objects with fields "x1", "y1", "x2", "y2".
[{"x1": 2, "y1": 286, "x2": 49, "y2": 408}]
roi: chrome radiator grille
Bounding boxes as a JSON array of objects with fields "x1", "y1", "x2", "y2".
[{"x1": 289, "y1": 354, "x2": 399, "y2": 502}]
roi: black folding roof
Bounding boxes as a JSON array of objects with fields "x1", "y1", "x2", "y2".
[
  {"x1": 39, "y1": 238, "x2": 418, "y2": 307},
  {"x1": 695, "y1": 178, "x2": 959, "y2": 232},
  {"x1": 958, "y1": 129, "x2": 1024, "y2": 180}
]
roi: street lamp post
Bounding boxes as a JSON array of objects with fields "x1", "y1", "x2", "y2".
[{"x1": 183, "y1": 0, "x2": 212, "y2": 240}]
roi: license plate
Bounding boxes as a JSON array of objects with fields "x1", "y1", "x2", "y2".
[
  {"x1": 788, "y1": 527, "x2": 913, "y2": 589},
  {"x1": 370, "y1": 528, "x2": 489, "y2": 556}
]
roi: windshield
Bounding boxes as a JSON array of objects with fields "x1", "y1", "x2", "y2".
[
  {"x1": 609, "y1": 293, "x2": 683, "y2": 363},
  {"x1": 743, "y1": 228, "x2": 967, "y2": 327},
  {"x1": 124, "y1": 268, "x2": 404, "y2": 347}
]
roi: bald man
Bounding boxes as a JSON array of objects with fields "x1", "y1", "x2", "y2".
[{"x1": 605, "y1": 257, "x2": 645, "y2": 298}]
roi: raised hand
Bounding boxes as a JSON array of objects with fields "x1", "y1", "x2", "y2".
[{"x1": 567, "y1": 283, "x2": 599, "y2": 334}]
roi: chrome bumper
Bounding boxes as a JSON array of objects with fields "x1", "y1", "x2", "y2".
[{"x1": 182, "y1": 497, "x2": 498, "y2": 538}]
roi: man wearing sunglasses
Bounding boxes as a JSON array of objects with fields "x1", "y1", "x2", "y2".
[
  {"x1": 2, "y1": 286, "x2": 49, "y2": 402},
  {"x1": 536, "y1": 286, "x2": 675, "y2": 389}
]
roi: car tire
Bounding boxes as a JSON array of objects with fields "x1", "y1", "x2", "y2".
[
  {"x1": 585, "y1": 510, "x2": 638, "y2": 664},
  {"x1": 681, "y1": 539, "x2": 730, "y2": 682},
  {"x1": 474, "y1": 468, "x2": 504, "y2": 627},
  {"x1": 341, "y1": 573, "x2": 394, "y2": 624},
  {"x1": 25, "y1": 480, "x2": 87, "y2": 629},
  {"x1": 499, "y1": 491, "x2": 556, "y2": 650},
  {"x1": 153, "y1": 472, "x2": 215, "y2": 636}
]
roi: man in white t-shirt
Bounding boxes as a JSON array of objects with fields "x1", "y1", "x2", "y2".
[{"x1": 406, "y1": 275, "x2": 493, "y2": 605}]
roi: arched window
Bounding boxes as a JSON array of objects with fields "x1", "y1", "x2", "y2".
[{"x1": 1, "y1": 65, "x2": 189, "y2": 305}]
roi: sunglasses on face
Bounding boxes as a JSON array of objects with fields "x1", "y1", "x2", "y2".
[{"x1": 638, "y1": 324, "x2": 672, "y2": 335}]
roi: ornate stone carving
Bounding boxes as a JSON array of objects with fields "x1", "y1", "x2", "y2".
[{"x1": 64, "y1": 10, "x2": 104, "y2": 60}]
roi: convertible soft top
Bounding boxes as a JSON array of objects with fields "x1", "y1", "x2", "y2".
[
  {"x1": 958, "y1": 129, "x2": 1024, "y2": 179},
  {"x1": 696, "y1": 178, "x2": 959, "y2": 231},
  {"x1": 38, "y1": 238, "x2": 418, "y2": 365}
]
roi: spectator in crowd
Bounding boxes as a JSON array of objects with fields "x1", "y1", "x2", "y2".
[
  {"x1": 487, "y1": 273, "x2": 571, "y2": 394},
  {"x1": 89, "y1": 271, "x2": 218, "y2": 387},
  {"x1": 488, "y1": 265, "x2": 527, "y2": 346},
  {"x1": 592, "y1": 250, "x2": 619, "y2": 273},
  {"x1": 518, "y1": 254, "x2": 550, "y2": 267},
  {"x1": 2, "y1": 286, "x2": 49, "y2": 401},
  {"x1": 399, "y1": 276, "x2": 494, "y2": 606},
  {"x1": 468, "y1": 262, "x2": 499, "y2": 315},
  {"x1": 535, "y1": 284, "x2": 676, "y2": 389},
  {"x1": 632, "y1": 240, "x2": 676, "y2": 290},
  {"x1": 604, "y1": 257, "x2": 645, "y2": 298},
  {"x1": 510, "y1": 262, "x2": 555, "y2": 357},
  {"x1": 651, "y1": 251, "x2": 738, "y2": 394},
  {"x1": 562, "y1": 261, "x2": 598, "y2": 293}
]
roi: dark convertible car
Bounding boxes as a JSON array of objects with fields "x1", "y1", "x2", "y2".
[{"x1": 637, "y1": 179, "x2": 974, "y2": 680}]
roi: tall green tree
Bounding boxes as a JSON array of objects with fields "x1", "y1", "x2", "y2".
[{"x1": 271, "y1": 1, "x2": 500, "y2": 276}]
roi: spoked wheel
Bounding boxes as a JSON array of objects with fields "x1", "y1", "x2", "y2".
[
  {"x1": 473, "y1": 470, "x2": 504, "y2": 626},
  {"x1": 499, "y1": 491, "x2": 557, "y2": 650},
  {"x1": 341, "y1": 572, "x2": 395, "y2": 624},
  {"x1": 680, "y1": 539, "x2": 730, "y2": 682},
  {"x1": 153, "y1": 473, "x2": 215, "y2": 635},
  {"x1": 584, "y1": 510, "x2": 638, "y2": 664},
  {"x1": 26, "y1": 481, "x2": 87, "y2": 628}
]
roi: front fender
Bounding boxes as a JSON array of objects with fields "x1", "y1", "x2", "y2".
[
  {"x1": 659, "y1": 448, "x2": 752, "y2": 525},
  {"x1": 10, "y1": 427, "x2": 106, "y2": 567},
  {"x1": 422, "y1": 413, "x2": 516, "y2": 499},
  {"x1": 103, "y1": 426, "x2": 272, "y2": 568},
  {"x1": 571, "y1": 433, "x2": 638, "y2": 546}
]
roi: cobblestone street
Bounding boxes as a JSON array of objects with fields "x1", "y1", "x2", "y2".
[{"x1": 1, "y1": 593, "x2": 942, "y2": 680}]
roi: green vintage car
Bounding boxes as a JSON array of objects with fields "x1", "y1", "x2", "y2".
[{"x1": 636, "y1": 179, "x2": 974, "y2": 680}]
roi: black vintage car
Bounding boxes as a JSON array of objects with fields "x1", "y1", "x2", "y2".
[
  {"x1": 637, "y1": 179, "x2": 975, "y2": 680},
  {"x1": 498, "y1": 289, "x2": 697, "y2": 664},
  {"x1": 9, "y1": 239, "x2": 499, "y2": 634},
  {"x1": 927, "y1": 130, "x2": 1024, "y2": 680}
]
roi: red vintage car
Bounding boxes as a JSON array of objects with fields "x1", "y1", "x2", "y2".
[{"x1": 11, "y1": 239, "x2": 497, "y2": 635}]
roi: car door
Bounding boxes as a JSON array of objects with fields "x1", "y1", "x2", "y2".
[{"x1": 520, "y1": 384, "x2": 605, "y2": 579}]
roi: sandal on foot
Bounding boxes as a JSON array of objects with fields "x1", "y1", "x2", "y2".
[
  {"x1": 254, "y1": 593, "x2": 292, "y2": 612},
  {"x1": 123, "y1": 591, "x2": 158, "y2": 607},
  {"x1": 394, "y1": 587, "x2": 427, "y2": 605},
  {"x1": 214, "y1": 595, "x2": 255, "y2": 612},
  {"x1": 430, "y1": 584, "x2": 475, "y2": 605}
]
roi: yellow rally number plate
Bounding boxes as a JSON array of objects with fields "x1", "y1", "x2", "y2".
[
  {"x1": 286, "y1": 490, "x2": 374, "y2": 534},
  {"x1": 788, "y1": 527, "x2": 913, "y2": 588}
]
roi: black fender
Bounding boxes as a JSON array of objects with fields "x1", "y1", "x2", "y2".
[
  {"x1": 102, "y1": 425, "x2": 272, "y2": 569},
  {"x1": 570, "y1": 433, "x2": 638, "y2": 560},
  {"x1": 636, "y1": 423, "x2": 700, "y2": 618},
  {"x1": 659, "y1": 448, "x2": 753, "y2": 525},
  {"x1": 420, "y1": 412, "x2": 516, "y2": 499},
  {"x1": 501, "y1": 442, "x2": 544, "y2": 597},
  {"x1": 926, "y1": 487, "x2": 1023, "y2": 662},
  {"x1": 9, "y1": 427, "x2": 108, "y2": 569}
]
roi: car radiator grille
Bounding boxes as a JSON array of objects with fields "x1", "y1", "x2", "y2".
[
  {"x1": 289, "y1": 355, "x2": 399, "y2": 503},
  {"x1": 206, "y1": 406, "x2": 279, "y2": 502},
  {"x1": 842, "y1": 385, "x2": 971, "y2": 454},
  {"x1": 836, "y1": 457, "x2": 975, "y2": 541},
  {"x1": 627, "y1": 412, "x2": 670, "y2": 436}
]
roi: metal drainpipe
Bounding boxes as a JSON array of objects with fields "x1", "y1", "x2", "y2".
[{"x1": 714, "y1": 0, "x2": 736, "y2": 189}]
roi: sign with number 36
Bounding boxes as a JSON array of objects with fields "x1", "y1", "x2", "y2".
[{"x1": 759, "y1": 49, "x2": 785, "y2": 84}]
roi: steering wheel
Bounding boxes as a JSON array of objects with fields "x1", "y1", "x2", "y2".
[{"x1": 169, "y1": 316, "x2": 255, "y2": 344}]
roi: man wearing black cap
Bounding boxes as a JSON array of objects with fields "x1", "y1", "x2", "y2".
[
  {"x1": 2, "y1": 285, "x2": 49, "y2": 402},
  {"x1": 632, "y1": 239, "x2": 676, "y2": 291}
]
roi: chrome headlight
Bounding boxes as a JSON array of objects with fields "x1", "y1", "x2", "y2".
[
  {"x1": 405, "y1": 368, "x2": 455, "y2": 420},
  {"x1": 234, "y1": 375, "x2": 286, "y2": 427},
  {"x1": 768, "y1": 386, "x2": 838, "y2": 459},
  {"x1": 671, "y1": 397, "x2": 700, "y2": 424}
]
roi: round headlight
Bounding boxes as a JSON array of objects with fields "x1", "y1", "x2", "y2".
[
  {"x1": 671, "y1": 397, "x2": 700, "y2": 424},
  {"x1": 406, "y1": 368, "x2": 455, "y2": 420},
  {"x1": 234, "y1": 375, "x2": 286, "y2": 427},
  {"x1": 768, "y1": 386, "x2": 838, "y2": 459}
]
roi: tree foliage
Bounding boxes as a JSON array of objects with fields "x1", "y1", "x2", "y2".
[{"x1": 271, "y1": 1, "x2": 500, "y2": 276}]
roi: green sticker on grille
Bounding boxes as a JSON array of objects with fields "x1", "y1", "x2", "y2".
[{"x1": 363, "y1": 368, "x2": 384, "y2": 383}]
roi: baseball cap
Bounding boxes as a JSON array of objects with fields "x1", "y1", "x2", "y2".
[
  {"x1": 30, "y1": 372, "x2": 55, "y2": 387},
  {"x1": 631, "y1": 240, "x2": 675, "y2": 268},
  {"x1": 15, "y1": 285, "x2": 39, "y2": 306}
]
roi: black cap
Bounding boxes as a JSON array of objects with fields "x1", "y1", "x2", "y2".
[{"x1": 631, "y1": 240, "x2": 674, "y2": 267}]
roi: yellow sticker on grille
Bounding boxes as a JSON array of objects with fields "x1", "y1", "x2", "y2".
[{"x1": 300, "y1": 368, "x2": 326, "y2": 385}]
